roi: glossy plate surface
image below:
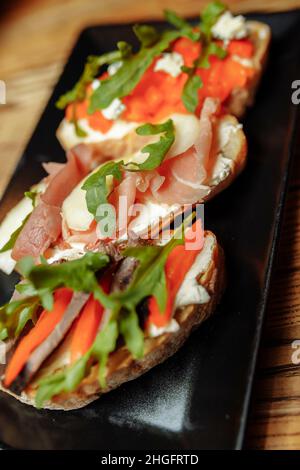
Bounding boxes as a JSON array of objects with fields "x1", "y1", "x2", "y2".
[{"x1": 0, "y1": 10, "x2": 299, "y2": 450}]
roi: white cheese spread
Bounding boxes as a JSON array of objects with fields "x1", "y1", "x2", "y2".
[
  {"x1": 154, "y1": 52, "x2": 184, "y2": 78},
  {"x1": 58, "y1": 118, "x2": 137, "y2": 149},
  {"x1": 212, "y1": 11, "x2": 248, "y2": 42},
  {"x1": 102, "y1": 98, "x2": 126, "y2": 120}
]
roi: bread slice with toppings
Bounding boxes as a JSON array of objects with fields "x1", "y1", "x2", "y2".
[
  {"x1": 0, "y1": 110, "x2": 246, "y2": 275},
  {"x1": 0, "y1": 231, "x2": 225, "y2": 410},
  {"x1": 56, "y1": 19, "x2": 270, "y2": 154}
]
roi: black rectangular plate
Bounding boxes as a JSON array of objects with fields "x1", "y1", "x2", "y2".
[{"x1": 0, "y1": 10, "x2": 299, "y2": 450}]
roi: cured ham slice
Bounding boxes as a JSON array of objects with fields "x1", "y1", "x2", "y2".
[
  {"x1": 136, "y1": 98, "x2": 219, "y2": 205},
  {"x1": 65, "y1": 221, "x2": 98, "y2": 247},
  {"x1": 136, "y1": 171, "x2": 165, "y2": 194},
  {"x1": 12, "y1": 145, "x2": 95, "y2": 261},
  {"x1": 42, "y1": 162, "x2": 65, "y2": 185},
  {"x1": 194, "y1": 97, "x2": 219, "y2": 167},
  {"x1": 146, "y1": 147, "x2": 211, "y2": 205},
  {"x1": 42, "y1": 148, "x2": 90, "y2": 207},
  {"x1": 109, "y1": 172, "x2": 139, "y2": 236},
  {"x1": 11, "y1": 202, "x2": 62, "y2": 261},
  {"x1": 109, "y1": 172, "x2": 139, "y2": 211}
]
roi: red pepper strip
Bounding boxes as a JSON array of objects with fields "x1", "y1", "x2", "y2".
[
  {"x1": 147, "y1": 219, "x2": 204, "y2": 328},
  {"x1": 4, "y1": 288, "x2": 73, "y2": 387},
  {"x1": 70, "y1": 276, "x2": 111, "y2": 363},
  {"x1": 227, "y1": 39, "x2": 254, "y2": 58}
]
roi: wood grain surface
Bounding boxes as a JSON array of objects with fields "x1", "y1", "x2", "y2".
[
  {"x1": 245, "y1": 141, "x2": 300, "y2": 449},
  {"x1": 0, "y1": 0, "x2": 300, "y2": 450}
]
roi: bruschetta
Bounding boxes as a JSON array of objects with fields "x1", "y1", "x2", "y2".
[
  {"x1": 0, "y1": 222, "x2": 225, "y2": 410},
  {"x1": 0, "y1": 97, "x2": 246, "y2": 273},
  {"x1": 56, "y1": 3, "x2": 270, "y2": 157}
]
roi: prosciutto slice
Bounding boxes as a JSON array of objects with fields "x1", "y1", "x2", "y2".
[
  {"x1": 42, "y1": 162, "x2": 65, "y2": 182},
  {"x1": 146, "y1": 147, "x2": 211, "y2": 205},
  {"x1": 12, "y1": 202, "x2": 62, "y2": 261},
  {"x1": 137, "y1": 97, "x2": 220, "y2": 205},
  {"x1": 64, "y1": 221, "x2": 98, "y2": 247},
  {"x1": 12, "y1": 145, "x2": 95, "y2": 261},
  {"x1": 108, "y1": 172, "x2": 140, "y2": 236}
]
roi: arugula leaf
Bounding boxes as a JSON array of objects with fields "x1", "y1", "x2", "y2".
[
  {"x1": 182, "y1": 73, "x2": 203, "y2": 113},
  {"x1": 17, "y1": 256, "x2": 35, "y2": 278},
  {"x1": 164, "y1": 9, "x2": 192, "y2": 30},
  {"x1": 117, "y1": 41, "x2": 133, "y2": 58},
  {"x1": 0, "y1": 213, "x2": 30, "y2": 254},
  {"x1": 133, "y1": 24, "x2": 160, "y2": 47},
  {"x1": 35, "y1": 352, "x2": 91, "y2": 408},
  {"x1": 82, "y1": 160, "x2": 123, "y2": 221},
  {"x1": 119, "y1": 309, "x2": 144, "y2": 358},
  {"x1": 56, "y1": 58, "x2": 101, "y2": 109},
  {"x1": 15, "y1": 281, "x2": 37, "y2": 296},
  {"x1": 89, "y1": 29, "x2": 184, "y2": 113},
  {"x1": 0, "y1": 328, "x2": 8, "y2": 341},
  {"x1": 24, "y1": 190, "x2": 38, "y2": 205},
  {"x1": 164, "y1": 10, "x2": 200, "y2": 41},
  {"x1": 152, "y1": 269, "x2": 167, "y2": 313},
  {"x1": 92, "y1": 320, "x2": 119, "y2": 386},
  {"x1": 0, "y1": 297, "x2": 40, "y2": 341},
  {"x1": 56, "y1": 42, "x2": 132, "y2": 110},
  {"x1": 132, "y1": 119, "x2": 175, "y2": 170},
  {"x1": 200, "y1": 1, "x2": 226, "y2": 38},
  {"x1": 15, "y1": 302, "x2": 39, "y2": 336},
  {"x1": 18, "y1": 253, "x2": 110, "y2": 300},
  {"x1": 17, "y1": 252, "x2": 111, "y2": 311},
  {"x1": 16, "y1": 263, "x2": 55, "y2": 311}
]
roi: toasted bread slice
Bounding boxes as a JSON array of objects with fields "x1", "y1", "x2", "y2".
[{"x1": 0, "y1": 231, "x2": 225, "y2": 410}]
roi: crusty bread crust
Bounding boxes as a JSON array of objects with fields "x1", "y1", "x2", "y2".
[
  {"x1": 1, "y1": 232, "x2": 225, "y2": 410},
  {"x1": 204, "y1": 114, "x2": 247, "y2": 202},
  {"x1": 226, "y1": 21, "x2": 271, "y2": 118}
]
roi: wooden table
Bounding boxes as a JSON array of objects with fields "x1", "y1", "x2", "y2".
[{"x1": 0, "y1": 0, "x2": 300, "y2": 450}]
